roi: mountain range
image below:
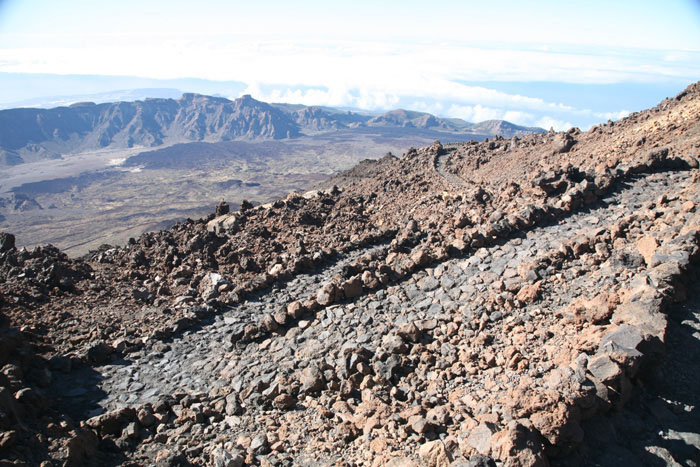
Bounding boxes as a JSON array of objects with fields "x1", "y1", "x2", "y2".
[{"x1": 0, "y1": 93, "x2": 543, "y2": 166}]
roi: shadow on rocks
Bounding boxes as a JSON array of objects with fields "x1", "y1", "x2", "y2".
[
  {"x1": 51, "y1": 361, "x2": 136, "y2": 466},
  {"x1": 553, "y1": 266, "x2": 700, "y2": 466}
]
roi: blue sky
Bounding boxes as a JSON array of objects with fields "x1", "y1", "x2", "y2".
[{"x1": 0, "y1": 0, "x2": 699, "y2": 129}]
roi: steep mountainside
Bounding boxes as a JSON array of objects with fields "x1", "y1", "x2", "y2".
[
  {"x1": 0, "y1": 94, "x2": 298, "y2": 163},
  {"x1": 0, "y1": 83, "x2": 698, "y2": 466},
  {"x1": 0, "y1": 94, "x2": 542, "y2": 166}
]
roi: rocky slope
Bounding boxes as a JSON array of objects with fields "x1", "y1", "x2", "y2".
[
  {"x1": 0, "y1": 82, "x2": 699, "y2": 466},
  {"x1": 0, "y1": 95, "x2": 541, "y2": 166}
]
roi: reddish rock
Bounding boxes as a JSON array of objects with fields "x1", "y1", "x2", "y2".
[
  {"x1": 637, "y1": 236, "x2": 659, "y2": 266},
  {"x1": 342, "y1": 275, "x2": 363, "y2": 299},
  {"x1": 516, "y1": 282, "x2": 541, "y2": 304},
  {"x1": 287, "y1": 300, "x2": 306, "y2": 319},
  {"x1": 316, "y1": 282, "x2": 339, "y2": 306},
  {"x1": 273, "y1": 393, "x2": 296, "y2": 410},
  {"x1": 491, "y1": 421, "x2": 549, "y2": 467},
  {"x1": 418, "y1": 440, "x2": 452, "y2": 467}
]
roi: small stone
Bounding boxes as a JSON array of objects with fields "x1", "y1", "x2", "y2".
[
  {"x1": 397, "y1": 322, "x2": 422, "y2": 343},
  {"x1": 342, "y1": 275, "x2": 363, "y2": 299},
  {"x1": 299, "y1": 365, "x2": 324, "y2": 393},
  {"x1": 273, "y1": 393, "x2": 296, "y2": 410},
  {"x1": 382, "y1": 334, "x2": 408, "y2": 354},
  {"x1": 515, "y1": 282, "x2": 541, "y2": 304},
  {"x1": 408, "y1": 414, "x2": 431, "y2": 434},
  {"x1": 272, "y1": 310, "x2": 289, "y2": 326},
  {"x1": 418, "y1": 276, "x2": 440, "y2": 292},
  {"x1": 316, "y1": 282, "x2": 338, "y2": 306},
  {"x1": 210, "y1": 447, "x2": 244, "y2": 467},
  {"x1": 249, "y1": 434, "x2": 269, "y2": 455},
  {"x1": 137, "y1": 408, "x2": 156, "y2": 427},
  {"x1": 418, "y1": 440, "x2": 452, "y2": 467},
  {"x1": 490, "y1": 421, "x2": 547, "y2": 467},
  {"x1": 287, "y1": 301, "x2": 305, "y2": 319},
  {"x1": 124, "y1": 422, "x2": 139, "y2": 439},
  {"x1": 599, "y1": 325, "x2": 644, "y2": 352},
  {"x1": 261, "y1": 313, "x2": 279, "y2": 332},
  {"x1": 411, "y1": 248, "x2": 431, "y2": 267},
  {"x1": 66, "y1": 428, "x2": 99, "y2": 466},
  {"x1": 637, "y1": 235, "x2": 659, "y2": 266},
  {"x1": 268, "y1": 264, "x2": 284, "y2": 276},
  {"x1": 225, "y1": 393, "x2": 243, "y2": 416},
  {"x1": 86, "y1": 408, "x2": 133, "y2": 436}
]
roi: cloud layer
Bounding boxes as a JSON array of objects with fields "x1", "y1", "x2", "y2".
[{"x1": 0, "y1": 38, "x2": 697, "y2": 130}]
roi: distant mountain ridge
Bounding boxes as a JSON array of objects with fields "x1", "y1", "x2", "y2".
[{"x1": 0, "y1": 93, "x2": 544, "y2": 166}]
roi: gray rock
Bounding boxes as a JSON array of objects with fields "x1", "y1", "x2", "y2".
[
  {"x1": 300, "y1": 365, "x2": 324, "y2": 393},
  {"x1": 466, "y1": 454, "x2": 497, "y2": 467},
  {"x1": 210, "y1": 447, "x2": 244, "y2": 467},
  {"x1": 418, "y1": 276, "x2": 440, "y2": 292},
  {"x1": 397, "y1": 322, "x2": 422, "y2": 343},
  {"x1": 316, "y1": 282, "x2": 339, "y2": 306},
  {"x1": 382, "y1": 334, "x2": 408, "y2": 354},
  {"x1": 374, "y1": 355, "x2": 402, "y2": 382},
  {"x1": 599, "y1": 325, "x2": 644, "y2": 352},
  {"x1": 0, "y1": 232, "x2": 15, "y2": 253},
  {"x1": 587, "y1": 354, "x2": 622, "y2": 383},
  {"x1": 467, "y1": 423, "x2": 495, "y2": 455},
  {"x1": 225, "y1": 393, "x2": 243, "y2": 416},
  {"x1": 249, "y1": 434, "x2": 270, "y2": 455}
]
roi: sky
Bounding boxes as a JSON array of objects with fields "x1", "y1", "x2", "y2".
[{"x1": 0, "y1": 0, "x2": 699, "y2": 130}]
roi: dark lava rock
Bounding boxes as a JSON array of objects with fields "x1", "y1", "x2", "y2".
[{"x1": 0, "y1": 232, "x2": 15, "y2": 253}]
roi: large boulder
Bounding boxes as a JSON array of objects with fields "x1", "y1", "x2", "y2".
[
  {"x1": 0, "y1": 232, "x2": 15, "y2": 253},
  {"x1": 206, "y1": 214, "x2": 240, "y2": 235},
  {"x1": 491, "y1": 421, "x2": 548, "y2": 467},
  {"x1": 418, "y1": 440, "x2": 452, "y2": 467},
  {"x1": 552, "y1": 133, "x2": 575, "y2": 154}
]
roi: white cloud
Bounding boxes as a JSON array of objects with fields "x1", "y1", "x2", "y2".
[
  {"x1": 535, "y1": 117, "x2": 574, "y2": 132},
  {"x1": 503, "y1": 110, "x2": 536, "y2": 126},
  {"x1": 1, "y1": 38, "x2": 689, "y2": 129},
  {"x1": 241, "y1": 84, "x2": 400, "y2": 110},
  {"x1": 2, "y1": 39, "x2": 697, "y2": 96},
  {"x1": 445, "y1": 104, "x2": 505, "y2": 123},
  {"x1": 594, "y1": 109, "x2": 631, "y2": 121},
  {"x1": 239, "y1": 82, "x2": 628, "y2": 129}
]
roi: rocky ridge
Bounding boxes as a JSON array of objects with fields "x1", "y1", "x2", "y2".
[
  {"x1": 0, "y1": 94, "x2": 299, "y2": 163},
  {"x1": 0, "y1": 82, "x2": 699, "y2": 465},
  {"x1": 0, "y1": 95, "x2": 540, "y2": 166}
]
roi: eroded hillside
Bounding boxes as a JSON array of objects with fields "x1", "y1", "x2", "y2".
[{"x1": 0, "y1": 82, "x2": 699, "y2": 466}]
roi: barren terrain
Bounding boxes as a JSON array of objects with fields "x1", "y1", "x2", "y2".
[
  {"x1": 0, "y1": 82, "x2": 699, "y2": 466},
  {"x1": 0, "y1": 128, "x2": 461, "y2": 256}
]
